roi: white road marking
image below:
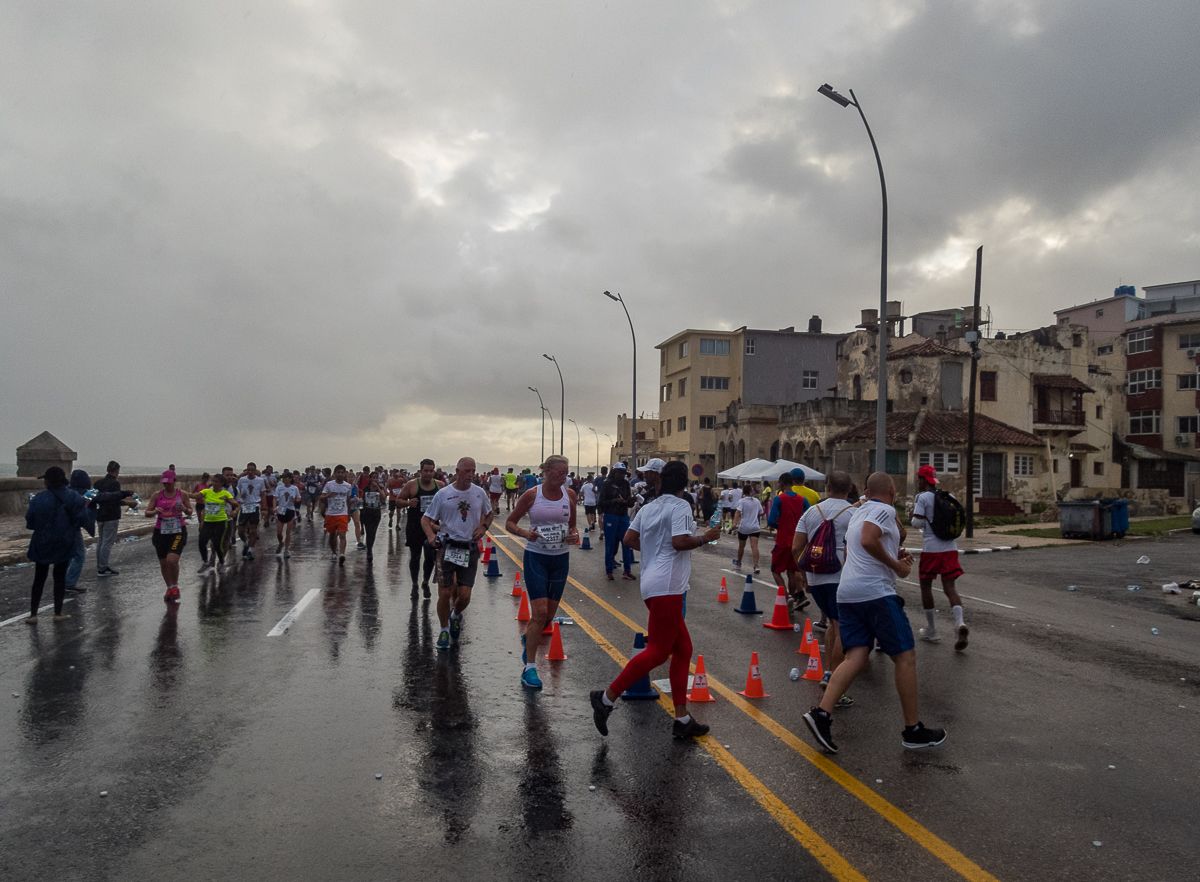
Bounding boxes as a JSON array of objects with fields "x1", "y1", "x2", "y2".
[
  {"x1": 0, "y1": 598, "x2": 76, "y2": 628},
  {"x1": 267, "y1": 589, "x2": 320, "y2": 636},
  {"x1": 899, "y1": 579, "x2": 1017, "y2": 609},
  {"x1": 720, "y1": 568, "x2": 776, "y2": 589}
]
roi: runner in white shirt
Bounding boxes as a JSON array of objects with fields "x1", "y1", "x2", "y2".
[
  {"x1": 590, "y1": 461, "x2": 721, "y2": 740},
  {"x1": 320, "y1": 465, "x2": 354, "y2": 565},
  {"x1": 235, "y1": 463, "x2": 267, "y2": 561},
  {"x1": 580, "y1": 472, "x2": 599, "y2": 531},
  {"x1": 261, "y1": 466, "x2": 279, "y2": 525},
  {"x1": 732, "y1": 485, "x2": 764, "y2": 573},
  {"x1": 718, "y1": 487, "x2": 733, "y2": 531},
  {"x1": 910, "y1": 465, "x2": 968, "y2": 650},
  {"x1": 422, "y1": 457, "x2": 494, "y2": 651},
  {"x1": 273, "y1": 471, "x2": 302, "y2": 558},
  {"x1": 793, "y1": 470, "x2": 857, "y2": 701},
  {"x1": 803, "y1": 472, "x2": 945, "y2": 754}
]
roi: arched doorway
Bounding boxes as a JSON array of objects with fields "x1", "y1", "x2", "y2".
[
  {"x1": 737, "y1": 440, "x2": 746, "y2": 464},
  {"x1": 853, "y1": 374, "x2": 862, "y2": 401},
  {"x1": 769, "y1": 441, "x2": 779, "y2": 461},
  {"x1": 718, "y1": 442, "x2": 726, "y2": 471},
  {"x1": 781, "y1": 442, "x2": 793, "y2": 461}
]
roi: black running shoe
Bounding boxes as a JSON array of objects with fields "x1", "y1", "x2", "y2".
[
  {"x1": 422, "y1": 581, "x2": 431, "y2": 599},
  {"x1": 411, "y1": 581, "x2": 419, "y2": 598},
  {"x1": 672, "y1": 718, "x2": 710, "y2": 739},
  {"x1": 590, "y1": 690, "x2": 614, "y2": 736},
  {"x1": 902, "y1": 723, "x2": 947, "y2": 749},
  {"x1": 803, "y1": 708, "x2": 838, "y2": 753}
]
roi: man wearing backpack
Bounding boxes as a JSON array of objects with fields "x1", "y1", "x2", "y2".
[
  {"x1": 910, "y1": 464, "x2": 969, "y2": 651},
  {"x1": 793, "y1": 470, "x2": 857, "y2": 705}
]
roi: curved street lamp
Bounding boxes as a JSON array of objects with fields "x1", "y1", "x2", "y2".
[
  {"x1": 543, "y1": 353, "x2": 565, "y2": 455},
  {"x1": 528, "y1": 386, "x2": 545, "y2": 463},
  {"x1": 604, "y1": 433, "x2": 613, "y2": 469},
  {"x1": 588, "y1": 426, "x2": 600, "y2": 474},
  {"x1": 603, "y1": 291, "x2": 637, "y2": 468},
  {"x1": 818, "y1": 83, "x2": 888, "y2": 474},
  {"x1": 567, "y1": 418, "x2": 580, "y2": 475}
]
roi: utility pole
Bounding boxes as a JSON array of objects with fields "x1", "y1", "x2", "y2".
[{"x1": 964, "y1": 246, "x2": 983, "y2": 538}]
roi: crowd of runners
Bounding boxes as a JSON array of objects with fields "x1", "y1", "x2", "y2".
[{"x1": 23, "y1": 454, "x2": 968, "y2": 753}]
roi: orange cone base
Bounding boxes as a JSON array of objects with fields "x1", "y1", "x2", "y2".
[{"x1": 764, "y1": 586, "x2": 793, "y2": 630}]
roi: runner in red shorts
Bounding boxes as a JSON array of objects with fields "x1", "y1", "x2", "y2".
[
  {"x1": 766, "y1": 468, "x2": 810, "y2": 617},
  {"x1": 910, "y1": 465, "x2": 968, "y2": 651}
]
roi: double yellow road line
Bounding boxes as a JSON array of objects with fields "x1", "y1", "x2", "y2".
[{"x1": 488, "y1": 532, "x2": 1002, "y2": 882}]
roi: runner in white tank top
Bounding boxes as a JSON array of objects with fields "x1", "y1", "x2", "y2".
[{"x1": 506, "y1": 455, "x2": 579, "y2": 690}]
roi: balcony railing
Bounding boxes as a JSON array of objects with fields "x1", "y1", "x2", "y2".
[{"x1": 1034, "y1": 408, "x2": 1085, "y2": 426}]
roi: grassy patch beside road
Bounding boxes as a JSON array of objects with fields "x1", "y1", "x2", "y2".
[{"x1": 998, "y1": 516, "x2": 1194, "y2": 540}]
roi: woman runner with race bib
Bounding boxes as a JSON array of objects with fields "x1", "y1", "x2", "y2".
[
  {"x1": 506, "y1": 455, "x2": 579, "y2": 690},
  {"x1": 145, "y1": 470, "x2": 193, "y2": 603}
]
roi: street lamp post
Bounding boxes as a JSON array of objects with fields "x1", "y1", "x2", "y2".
[
  {"x1": 604, "y1": 433, "x2": 613, "y2": 468},
  {"x1": 568, "y1": 418, "x2": 580, "y2": 475},
  {"x1": 818, "y1": 83, "x2": 889, "y2": 474},
  {"x1": 528, "y1": 386, "x2": 545, "y2": 463},
  {"x1": 604, "y1": 291, "x2": 637, "y2": 468},
  {"x1": 543, "y1": 354, "x2": 565, "y2": 456},
  {"x1": 543, "y1": 407, "x2": 554, "y2": 457},
  {"x1": 588, "y1": 427, "x2": 599, "y2": 474}
]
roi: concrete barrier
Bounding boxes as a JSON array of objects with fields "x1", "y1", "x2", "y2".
[{"x1": 0, "y1": 473, "x2": 206, "y2": 517}]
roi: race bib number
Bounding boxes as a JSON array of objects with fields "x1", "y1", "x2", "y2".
[
  {"x1": 206, "y1": 503, "x2": 223, "y2": 517},
  {"x1": 159, "y1": 518, "x2": 181, "y2": 535},
  {"x1": 536, "y1": 524, "x2": 565, "y2": 549},
  {"x1": 419, "y1": 495, "x2": 434, "y2": 512},
  {"x1": 307, "y1": 484, "x2": 318, "y2": 494},
  {"x1": 444, "y1": 546, "x2": 470, "y2": 568},
  {"x1": 242, "y1": 503, "x2": 259, "y2": 513}
]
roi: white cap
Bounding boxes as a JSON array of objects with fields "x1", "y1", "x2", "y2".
[{"x1": 642, "y1": 458, "x2": 667, "y2": 473}]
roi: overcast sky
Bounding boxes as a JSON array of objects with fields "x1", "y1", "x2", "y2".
[{"x1": 4, "y1": 0, "x2": 1198, "y2": 471}]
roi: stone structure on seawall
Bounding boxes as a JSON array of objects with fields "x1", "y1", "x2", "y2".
[{"x1": 16, "y1": 431, "x2": 76, "y2": 478}]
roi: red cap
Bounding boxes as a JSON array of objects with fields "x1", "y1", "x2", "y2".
[{"x1": 917, "y1": 464, "x2": 939, "y2": 484}]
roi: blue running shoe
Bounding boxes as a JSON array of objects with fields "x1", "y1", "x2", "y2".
[
  {"x1": 449, "y1": 616, "x2": 461, "y2": 641},
  {"x1": 521, "y1": 667, "x2": 543, "y2": 690},
  {"x1": 436, "y1": 630, "x2": 451, "y2": 651}
]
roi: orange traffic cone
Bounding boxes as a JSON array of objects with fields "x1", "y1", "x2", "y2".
[
  {"x1": 511, "y1": 570, "x2": 523, "y2": 596},
  {"x1": 738, "y1": 651, "x2": 770, "y2": 698},
  {"x1": 515, "y1": 590, "x2": 531, "y2": 621},
  {"x1": 764, "y1": 585, "x2": 792, "y2": 630},
  {"x1": 717, "y1": 577, "x2": 729, "y2": 603},
  {"x1": 802, "y1": 636, "x2": 825, "y2": 681},
  {"x1": 688, "y1": 654, "x2": 716, "y2": 702},
  {"x1": 542, "y1": 621, "x2": 553, "y2": 635},
  {"x1": 796, "y1": 618, "x2": 815, "y2": 654},
  {"x1": 478, "y1": 538, "x2": 484, "y2": 553},
  {"x1": 482, "y1": 543, "x2": 492, "y2": 564},
  {"x1": 546, "y1": 622, "x2": 567, "y2": 660}
]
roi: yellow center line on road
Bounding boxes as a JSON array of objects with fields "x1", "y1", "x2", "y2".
[
  {"x1": 489, "y1": 530, "x2": 1003, "y2": 882},
  {"x1": 488, "y1": 532, "x2": 867, "y2": 882}
]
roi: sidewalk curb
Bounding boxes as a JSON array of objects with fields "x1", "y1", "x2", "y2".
[{"x1": 0, "y1": 522, "x2": 158, "y2": 569}]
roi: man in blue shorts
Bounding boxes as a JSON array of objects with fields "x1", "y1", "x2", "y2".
[{"x1": 803, "y1": 472, "x2": 946, "y2": 754}]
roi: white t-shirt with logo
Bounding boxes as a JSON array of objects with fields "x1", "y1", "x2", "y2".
[
  {"x1": 424, "y1": 483, "x2": 492, "y2": 543},
  {"x1": 797, "y1": 498, "x2": 857, "y2": 587},
  {"x1": 628, "y1": 495, "x2": 695, "y2": 600},
  {"x1": 736, "y1": 496, "x2": 764, "y2": 534},
  {"x1": 581, "y1": 482, "x2": 598, "y2": 506},
  {"x1": 912, "y1": 491, "x2": 958, "y2": 553},
  {"x1": 837, "y1": 500, "x2": 901, "y2": 603},
  {"x1": 323, "y1": 480, "x2": 353, "y2": 516},
  {"x1": 729, "y1": 488, "x2": 743, "y2": 508},
  {"x1": 237, "y1": 475, "x2": 266, "y2": 511},
  {"x1": 274, "y1": 484, "x2": 301, "y2": 513}
]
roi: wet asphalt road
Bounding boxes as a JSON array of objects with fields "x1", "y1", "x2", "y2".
[{"x1": 1, "y1": 517, "x2": 1197, "y2": 882}]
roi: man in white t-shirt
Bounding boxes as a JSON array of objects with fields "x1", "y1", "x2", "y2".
[
  {"x1": 581, "y1": 472, "x2": 599, "y2": 531},
  {"x1": 725, "y1": 485, "x2": 743, "y2": 533},
  {"x1": 732, "y1": 484, "x2": 764, "y2": 573},
  {"x1": 793, "y1": 470, "x2": 857, "y2": 701},
  {"x1": 235, "y1": 463, "x2": 267, "y2": 561},
  {"x1": 590, "y1": 461, "x2": 721, "y2": 740},
  {"x1": 910, "y1": 465, "x2": 968, "y2": 650},
  {"x1": 422, "y1": 456, "x2": 494, "y2": 651},
  {"x1": 320, "y1": 465, "x2": 354, "y2": 565},
  {"x1": 718, "y1": 486, "x2": 733, "y2": 531},
  {"x1": 803, "y1": 472, "x2": 946, "y2": 755}
]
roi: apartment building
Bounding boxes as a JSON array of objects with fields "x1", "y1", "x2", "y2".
[{"x1": 652, "y1": 318, "x2": 840, "y2": 479}]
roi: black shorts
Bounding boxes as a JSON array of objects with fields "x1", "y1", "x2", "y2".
[
  {"x1": 277, "y1": 510, "x2": 297, "y2": 523},
  {"x1": 153, "y1": 527, "x2": 187, "y2": 559},
  {"x1": 584, "y1": 504, "x2": 597, "y2": 514},
  {"x1": 238, "y1": 510, "x2": 260, "y2": 526},
  {"x1": 437, "y1": 543, "x2": 480, "y2": 588}
]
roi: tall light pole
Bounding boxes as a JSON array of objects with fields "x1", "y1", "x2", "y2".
[
  {"x1": 543, "y1": 354, "x2": 565, "y2": 455},
  {"x1": 568, "y1": 418, "x2": 580, "y2": 474},
  {"x1": 528, "y1": 386, "x2": 545, "y2": 463},
  {"x1": 604, "y1": 291, "x2": 637, "y2": 468},
  {"x1": 604, "y1": 433, "x2": 613, "y2": 468},
  {"x1": 588, "y1": 427, "x2": 599, "y2": 473},
  {"x1": 818, "y1": 83, "x2": 889, "y2": 474},
  {"x1": 542, "y1": 407, "x2": 554, "y2": 458}
]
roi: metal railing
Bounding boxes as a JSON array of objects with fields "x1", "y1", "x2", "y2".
[{"x1": 1034, "y1": 408, "x2": 1085, "y2": 426}]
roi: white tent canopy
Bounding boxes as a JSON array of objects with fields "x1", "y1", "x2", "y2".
[{"x1": 720, "y1": 459, "x2": 825, "y2": 484}]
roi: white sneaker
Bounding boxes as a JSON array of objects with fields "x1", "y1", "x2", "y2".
[{"x1": 919, "y1": 628, "x2": 941, "y2": 644}]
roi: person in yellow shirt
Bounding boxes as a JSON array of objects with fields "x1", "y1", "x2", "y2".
[{"x1": 795, "y1": 473, "x2": 821, "y2": 508}]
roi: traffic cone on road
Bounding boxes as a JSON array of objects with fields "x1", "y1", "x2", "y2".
[
  {"x1": 511, "y1": 570, "x2": 523, "y2": 596},
  {"x1": 581, "y1": 529, "x2": 592, "y2": 550},
  {"x1": 763, "y1": 585, "x2": 793, "y2": 630},
  {"x1": 621, "y1": 633, "x2": 659, "y2": 701},
  {"x1": 546, "y1": 622, "x2": 567, "y2": 660},
  {"x1": 717, "y1": 577, "x2": 729, "y2": 603},
  {"x1": 485, "y1": 538, "x2": 502, "y2": 578},
  {"x1": 688, "y1": 654, "x2": 716, "y2": 702},
  {"x1": 796, "y1": 618, "x2": 815, "y2": 654},
  {"x1": 802, "y1": 636, "x2": 825, "y2": 681},
  {"x1": 738, "y1": 651, "x2": 769, "y2": 698},
  {"x1": 515, "y1": 590, "x2": 531, "y2": 621},
  {"x1": 733, "y1": 575, "x2": 762, "y2": 615}
]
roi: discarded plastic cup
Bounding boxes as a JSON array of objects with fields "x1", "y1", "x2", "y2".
[
  {"x1": 789, "y1": 667, "x2": 800, "y2": 680},
  {"x1": 1136, "y1": 556, "x2": 1150, "y2": 564},
  {"x1": 588, "y1": 785, "x2": 596, "y2": 791},
  {"x1": 1127, "y1": 585, "x2": 1140, "y2": 591},
  {"x1": 1093, "y1": 841, "x2": 1102, "y2": 847},
  {"x1": 1162, "y1": 583, "x2": 1181, "y2": 594},
  {"x1": 1151, "y1": 628, "x2": 1159, "y2": 635},
  {"x1": 1067, "y1": 585, "x2": 1077, "y2": 591},
  {"x1": 375, "y1": 773, "x2": 382, "y2": 780}
]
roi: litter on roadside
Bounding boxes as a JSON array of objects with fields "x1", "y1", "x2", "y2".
[
  {"x1": 1136, "y1": 556, "x2": 1150, "y2": 564},
  {"x1": 1162, "y1": 583, "x2": 1181, "y2": 594},
  {"x1": 1127, "y1": 585, "x2": 1140, "y2": 591}
]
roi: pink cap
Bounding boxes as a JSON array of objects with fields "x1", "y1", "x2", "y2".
[{"x1": 160, "y1": 469, "x2": 177, "y2": 483}]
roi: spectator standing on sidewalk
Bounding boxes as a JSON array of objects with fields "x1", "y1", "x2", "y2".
[
  {"x1": 65, "y1": 470, "x2": 97, "y2": 593},
  {"x1": 24, "y1": 467, "x2": 88, "y2": 624},
  {"x1": 91, "y1": 460, "x2": 134, "y2": 577}
]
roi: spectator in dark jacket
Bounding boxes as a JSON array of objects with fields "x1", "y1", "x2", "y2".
[
  {"x1": 65, "y1": 470, "x2": 97, "y2": 591},
  {"x1": 91, "y1": 460, "x2": 133, "y2": 577},
  {"x1": 598, "y1": 462, "x2": 635, "y2": 580},
  {"x1": 25, "y1": 467, "x2": 87, "y2": 624}
]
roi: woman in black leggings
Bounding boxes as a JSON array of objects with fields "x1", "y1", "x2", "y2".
[
  {"x1": 24, "y1": 466, "x2": 86, "y2": 624},
  {"x1": 358, "y1": 474, "x2": 385, "y2": 561}
]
